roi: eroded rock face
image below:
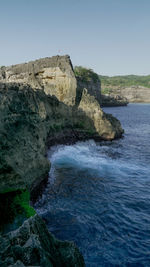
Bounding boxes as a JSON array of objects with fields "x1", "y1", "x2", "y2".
[
  {"x1": 0, "y1": 57, "x2": 124, "y2": 266},
  {"x1": 0, "y1": 215, "x2": 85, "y2": 267},
  {"x1": 79, "y1": 89, "x2": 123, "y2": 140},
  {"x1": 75, "y1": 76, "x2": 101, "y2": 106},
  {"x1": 0, "y1": 55, "x2": 77, "y2": 106},
  {"x1": 0, "y1": 82, "x2": 104, "y2": 193},
  {"x1": 0, "y1": 56, "x2": 124, "y2": 193},
  {"x1": 0, "y1": 56, "x2": 124, "y2": 143},
  {"x1": 74, "y1": 70, "x2": 124, "y2": 138},
  {"x1": 0, "y1": 82, "x2": 75, "y2": 193}
]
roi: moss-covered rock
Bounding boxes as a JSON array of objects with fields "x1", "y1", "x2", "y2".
[{"x1": 0, "y1": 190, "x2": 35, "y2": 233}]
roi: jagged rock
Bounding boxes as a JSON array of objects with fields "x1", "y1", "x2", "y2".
[
  {"x1": 0, "y1": 55, "x2": 77, "y2": 106},
  {"x1": 0, "y1": 61, "x2": 123, "y2": 195},
  {"x1": 75, "y1": 76, "x2": 101, "y2": 106},
  {"x1": 0, "y1": 83, "x2": 75, "y2": 193},
  {"x1": 0, "y1": 83, "x2": 51, "y2": 193},
  {"x1": 79, "y1": 89, "x2": 123, "y2": 140},
  {"x1": 0, "y1": 82, "x2": 108, "y2": 194},
  {"x1": 0, "y1": 57, "x2": 124, "y2": 266},
  {"x1": 0, "y1": 215, "x2": 85, "y2": 267},
  {"x1": 0, "y1": 56, "x2": 124, "y2": 144},
  {"x1": 74, "y1": 67, "x2": 123, "y2": 139},
  {"x1": 0, "y1": 82, "x2": 80, "y2": 193}
]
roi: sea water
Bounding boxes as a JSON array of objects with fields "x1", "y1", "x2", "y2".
[{"x1": 35, "y1": 104, "x2": 150, "y2": 266}]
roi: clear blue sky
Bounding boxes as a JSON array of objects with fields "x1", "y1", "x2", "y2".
[{"x1": 1, "y1": 0, "x2": 150, "y2": 76}]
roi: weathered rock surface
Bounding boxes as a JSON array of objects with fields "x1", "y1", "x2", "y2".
[
  {"x1": 0, "y1": 55, "x2": 76, "y2": 106},
  {"x1": 0, "y1": 56, "x2": 124, "y2": 266},
  {"x1": 101, "y1": 94, "x2": 128, "y2": 107},
  {"x1": 74, "y1": 70, "x2": 123, "y2": 139},
  {"x1": 79, "y1": 89, "x2": 123, "y2": 139},
  {"x1": 0, "y1": 215, "x2": 85, "y2": 267},
  {"x1": 0, "y1": 83, "x2": 51, "y2": 193},
  {"x1": 1, "y1": 82, "x2": 115, "y2": 194},
  {"x1": 75, "y1": 76, "x2": 101, "y2": 106}
]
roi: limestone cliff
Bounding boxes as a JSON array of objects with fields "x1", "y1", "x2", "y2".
[
  {"x1": 74, "y1": 67, "x2": 123, "y2": 138},
  {"x1": 79, "y1": 89, "x2": 123, "y2": 139},
  {"x1": 0, "y1": 56, "x2": 124, "y2": 143},
  {"x1": 0, "y1": 56, "x2": 124, "y2": 266},
  {"x1": 0, "y1": 83, "x2": 87, "y2": 265},
  {"x1": 0, "y1": 55, "x2": 76, "y2": 106},
  {"x1": 0, "y1": 82, "x2": 98, "y2": 194}
]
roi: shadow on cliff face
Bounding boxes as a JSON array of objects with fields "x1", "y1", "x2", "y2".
[
  {"x1": 74, "y1": 76, "x2": 124, "y2": 140},
  {"x1": 0, "y1": 82, "x2": 100, "y2": 195},
  {"x1": 75, "y1": 76, "x2": 102, "y2": 106}
]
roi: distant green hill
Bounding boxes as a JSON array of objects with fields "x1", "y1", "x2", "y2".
[{"x1": 100, "y1": 75, "x2": 150, "y2": 94}]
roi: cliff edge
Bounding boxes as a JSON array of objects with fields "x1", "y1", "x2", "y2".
[{"x1": 0, "y1": 56, "x2": 124, "y2": 266}]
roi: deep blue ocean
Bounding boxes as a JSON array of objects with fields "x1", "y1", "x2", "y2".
[{"x1": 35, "y1": 104, "x2": 150, "y2": 266}]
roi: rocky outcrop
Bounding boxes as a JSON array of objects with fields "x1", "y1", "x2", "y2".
[
  {"x1": 0, "y1": 82, "x2": 98, "y2": 194},
  {"x1": 0, "y1": 55, "x2": 76, "y2": 106},
  {"x1": 0, "y1": 57, "x2": 124, "y2": 146},
  {"x1": 0, "y1": 81, "x2": 123, "y2": 195},
  {"x1": 75, "y1": 76, "x2": 101, "y2": 106},
  {"x1": 0, "y1": 83, "x2": 52, "y2": 193},
  {"x1": 0, "y1": 215, "x2": 84, "y2": 267},
  {"x1": 74, "y1": 67, "x2": 123, "y2": 138},
  {"x1": 101, "y1": 94, "x2": 128, "y2": 107},
  {"x1": 0, "y1": 56, "x2": 124, "y2": 266},
  {"x1": 79, "y1": 89, "x2": 123, "y2": 139}
]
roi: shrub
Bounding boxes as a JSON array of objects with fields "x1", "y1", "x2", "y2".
[{"x1": 74, "y1": 66, "x2": 100, "y2": 83}]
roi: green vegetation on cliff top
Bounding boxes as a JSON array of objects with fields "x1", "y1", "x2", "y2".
[
  {"x1": 74, "y1": 66, "x2": 100, "y2": 83},
  {"x1": 100, "y1": 74, "x2": 150, "y2": 91}
]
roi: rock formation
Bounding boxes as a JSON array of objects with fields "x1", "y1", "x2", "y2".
[
  {"x1": 0, "y1": 55, "x2": 124, "y2": 266},
  {"x1": 0, "y1": 215, "x2": 84, "y2": 267},
  {"x1": 0, "y1": 55, "x2": 77, "y2": 106},
  {"x1": 75, "y1": 74, "x2": 101, "y2": 106},
  {"x1": 74, "y1": 66, "x2": 123, "y2": 138},
  {"x1": 79, "y1": 89, "x2": 123, "y2": 139}
]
